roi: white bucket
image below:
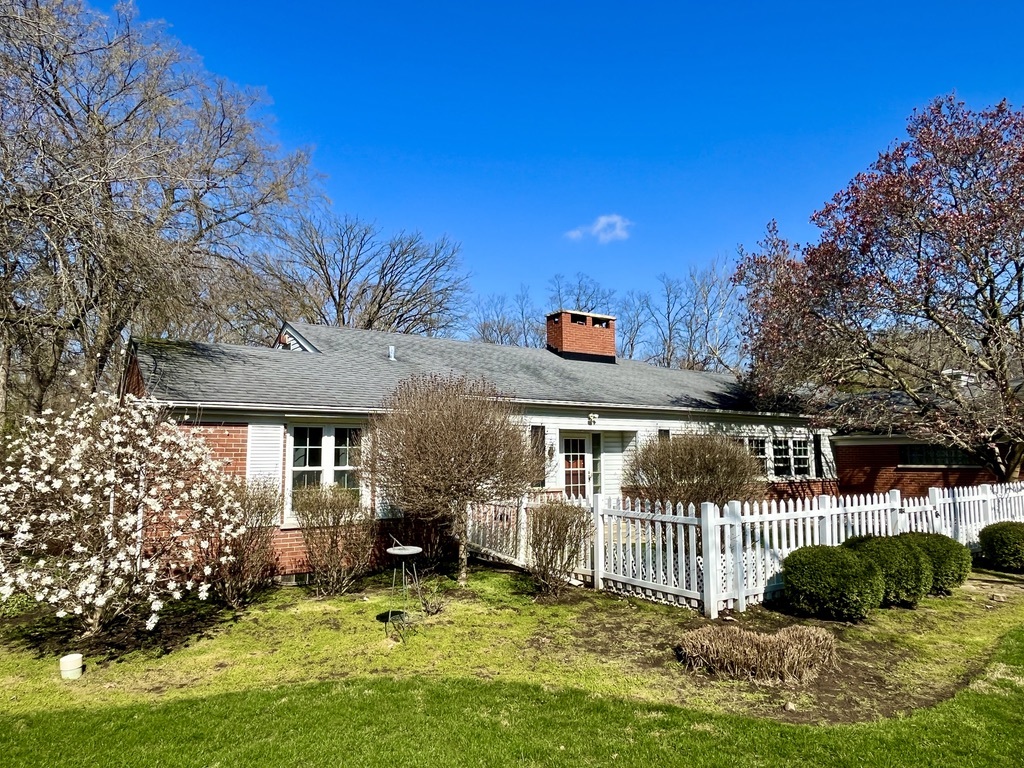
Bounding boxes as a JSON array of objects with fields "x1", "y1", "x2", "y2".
[{"x1": 59, "y1": 653, "x2": 83, "y2": 680}]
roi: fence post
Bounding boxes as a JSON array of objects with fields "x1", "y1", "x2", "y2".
[
  {"x1": 516, "y1": 496, "x2": 528, "y2": 566},
  {"x1": 592, "y1": 493, "x2": 604, "y2": 592},
  {"x1": 701, "y1": 502, "x2": 720, "y2": 619},
  {"x1": 888, "y1": 489, "x2": 903, "y2": 535},
  {"x1": 817, "y1": 495, "x2": 832, "y2": 547},
  {"x1": 979, "y1": 483, "x2": 993, "y2": 528},
  {"x1": 728, "y1": 500, "x2": 746, "y2": 614},
  {"x1": 928, "y1": 487, "x2": 945, "y2": 538}
]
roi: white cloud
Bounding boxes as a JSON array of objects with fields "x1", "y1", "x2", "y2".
[{"x1": 565, "y1": 214, "x2": 632, "y2": 244}]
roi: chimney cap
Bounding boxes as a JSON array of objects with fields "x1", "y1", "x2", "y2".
[{"x1": 545, "y1": 309, "x2": 617, "y2": 321}]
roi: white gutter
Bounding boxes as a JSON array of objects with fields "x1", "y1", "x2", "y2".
[{"x1": 157, "y1": 397, "x2": 809, "y2": 422}]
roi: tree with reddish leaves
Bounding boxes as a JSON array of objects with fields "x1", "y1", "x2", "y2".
[{"x1": 737, "y1": 95, "x2": 1024, "y2": 481}]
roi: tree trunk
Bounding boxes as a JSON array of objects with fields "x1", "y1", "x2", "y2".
[
  {"x1": 0, "y1": 338, "x2": 9, "y2": 419},
  {"x1": 457, "y1": 535, "x2": 469, "y2": 587},
  {"x1": 1002, "y1": 443, "x2": 1024, "y2": 483},
  {"x1": 455, "y1": 502, "x2": 470, "y2": 586}
]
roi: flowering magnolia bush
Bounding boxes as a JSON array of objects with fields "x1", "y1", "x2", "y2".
[{"x1": 0, "y1": 393, "x2": 246, "y2": 636}]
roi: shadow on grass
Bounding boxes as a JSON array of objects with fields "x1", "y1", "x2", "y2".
[{"x1": 0, "y1": 595, "x2": 236, "y2": 661}]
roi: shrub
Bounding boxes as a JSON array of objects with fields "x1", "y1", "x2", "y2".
[
  {"x1": 292, "y1": 486, "x2": 377, "y2": 596},
  {"x1": 843, "y1": 536, "x2": 933, "y2": 607},
  {"x1": 0, "y1": 394, "x2": 245, "y2": 636},
  {"x1": 674, "y1": 624, "x2": 838, "y2": 683},
  {"x1": 978, "y1": 521, "x2": 1024, "y2": 573},
  {"x1": 622, "y1": 432, "x2": 766, "y2": 506},
  {"x1": 416, "y1": 574, "x2": 455, "y2": 616},
  {"x1": 207, "y1": 480, "x2": 282, "y2": 609},
  {"x1": 782, "y1": 545, "x2": 884, "y2": 621},
  {"x1": 898, "y1": 532, "x2": 971, "y2": 594},
  {"x1": 526, "y1": 500, "x2": 592, "y2": 596}
]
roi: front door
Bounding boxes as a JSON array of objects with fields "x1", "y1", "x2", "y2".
[{"x1": 562, "y1": 433, "x2": 592, "y2": 500}]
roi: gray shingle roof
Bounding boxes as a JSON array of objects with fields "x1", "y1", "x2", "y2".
[{"x1": 132, "y1": 322, "x2": 754, "y2": 414}]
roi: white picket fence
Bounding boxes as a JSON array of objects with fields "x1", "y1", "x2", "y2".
[{"x1": 467, "y1": 481, "x2": 1024, "y2": 618}]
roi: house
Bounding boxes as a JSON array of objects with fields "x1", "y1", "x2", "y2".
[
  {"x1": 831, "y1": 435, "x2": 997, "y2": 497},
  {"x1": 125, "y1": 309, "x2": 838, "y2": 574}
]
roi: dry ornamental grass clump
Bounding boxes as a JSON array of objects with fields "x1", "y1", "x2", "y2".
[{"x1": 674, "y1": 624, "x2": 839, "y2": 683}]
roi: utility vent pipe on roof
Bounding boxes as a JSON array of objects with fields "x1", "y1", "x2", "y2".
[{"x1": 388, "y1": 345, "x2": 396, "y2": 361}]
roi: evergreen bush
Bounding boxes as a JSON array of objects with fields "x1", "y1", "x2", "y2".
[
  {"x1": 782, "y1": 545, "x2": 884, "y2": 621},
  {"x1": 843, "y1": 536, "x2": 933, "y2": 607},
  {"x1": 978, "y1": 521, "x2": 1024, "y2": 572},
  {"x1": 898, "y1": 532, "x2": 971, "y2": 594}
]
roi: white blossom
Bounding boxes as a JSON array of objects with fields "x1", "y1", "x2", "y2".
[{"x1": 0, "y1": 394, "x2": 245, "y2": 634}]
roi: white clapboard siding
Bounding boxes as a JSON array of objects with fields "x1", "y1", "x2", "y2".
[
  {"x1": 599, "y1": 432, "x2": 624, "y2": 499},
  {"x1": 246, "y1": 422, "x2": 285, "y2": 489}
]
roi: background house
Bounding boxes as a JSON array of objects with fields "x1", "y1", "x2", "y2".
[
  {"x1": 125, "y1": 310, "x2": 837, "y2": 574},
  {"x1": 831, "y1": 435, "x2": 997, "y2": 497}
]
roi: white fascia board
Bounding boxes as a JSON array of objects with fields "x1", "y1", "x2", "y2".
[
  {"x1": 160, "y1": 401, "x2": 383, "y2": 418},
  {"x1": 508, "y1": 397, "x2": 812, "y2": 423},
  {"x1": 156, "y1": 397, "x2": 811, "y2": 425}
]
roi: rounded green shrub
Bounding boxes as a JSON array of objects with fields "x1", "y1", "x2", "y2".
[
  {"x1": 782, "y1": 545, "x2": 884, "y2": 622},
  {"x1": 843, "y1": 536, "x2": 933, "y2": 607},
  {"x1": 978, "y1": 521, "x2": 1024, "y2": 572},
  {"x1": 898, "y1": 532, "x2": 971, "y2": 594}
]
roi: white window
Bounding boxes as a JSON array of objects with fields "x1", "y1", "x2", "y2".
[
  {"x1": 289, "y1": 425, "x2": 362, "y2": 491},
  {"x1": 333, "y1": 427, "x2": 361, "y2": 490},
  {"x1": 741, "y1": 437, "x2": 769, "y2": 475},
  {"x1": 772, "y1": 437, "x2": 811, "y2": 478}
]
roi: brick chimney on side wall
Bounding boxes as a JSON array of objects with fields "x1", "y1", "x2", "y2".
[{"x1": 545, "y1": 310, "x2": 617, "y2": 363}]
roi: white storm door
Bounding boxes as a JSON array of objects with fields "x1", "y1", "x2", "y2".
[{"x1": 562, "y1": 434, "x2": 592, "y2": 500}]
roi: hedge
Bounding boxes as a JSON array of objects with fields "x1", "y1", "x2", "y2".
[
  {"x1": 782, "y1": 545, "x2": 884, "y2": 621},
  {"x1": 898, "y1": 532, "x2": 971, "y2": 594},
  {"x1": 843, "y1": 536, "x2": 933, "y2": 607},
  {"x1": 979, "y1": 521, "x2": 1024, "y2": 572}
]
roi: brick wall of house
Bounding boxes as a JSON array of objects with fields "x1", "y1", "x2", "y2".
[
  {"x1": 184, "y1": 423, "x2": 249, "y2": 478},
  {"x1": 835, "y1": 444, "x2": 996, "y2": 497},
  {"x1": 546, "y1": 311, "x2": 616, "y2": 359},
  {"x1": 767, "y1": 478, "x2": 840, "y2": 501},
  {"x1": 273, "y1": 529, "x2": 310, "y2": 574},
  {"x1": 272, "y1": 518, "x2": 459, "y2": 577}
]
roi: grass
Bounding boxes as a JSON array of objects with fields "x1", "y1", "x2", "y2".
[{"x1": 2, "y1": 566, "x2": 1024, "y2": 766}]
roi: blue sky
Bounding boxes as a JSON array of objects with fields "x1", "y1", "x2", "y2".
[{"x1": 129, "y1": 0, "x2": 1024, "y2": 304}]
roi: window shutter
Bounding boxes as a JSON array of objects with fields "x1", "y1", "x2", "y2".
[{"x1": 247, "y1": 423, "x2": 285, "y2": 489}]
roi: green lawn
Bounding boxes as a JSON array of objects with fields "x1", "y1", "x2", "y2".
[{"x1": 2, "y1": 568, "x2": 1024, "y2": 767}]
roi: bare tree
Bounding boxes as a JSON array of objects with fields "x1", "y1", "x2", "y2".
[
  {"x1": 548, "y1": 272, "x2": 615, "y2": 313},
  {"x1": 369, "y1": 374, "x2": 543, "y2": 585},
  {"x1": 676, "y1": 259, "x2": 743, "y2": 372},
  {"x1": 471, "y1": 285, "x2": 545, "y2": 347},
  {"x1": 622, "y1": 433, "x2": 766, "y2": 506},
  {"x1": 640, "y1": 261, "x2": 743, "y2": 372},
  {"x1": 0, "y1": 0, "x2": 307, "y2": 413},
  {"x1": 132, "y1": 258, "x2": 291, "y2": 346},
  {"x1": 614, "y1": 290, "x2": 649, "y2": 359},
  {"x1": 644, "y1": 274, "x2": 689, "y2": 368},
  {"x1": 264, "y1": 210, "x2": 469, "y2": 337}
]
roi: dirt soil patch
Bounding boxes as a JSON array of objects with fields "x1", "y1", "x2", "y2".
[{"x1": 571, "y1": 570, "x2": 1024, "y2": 725}]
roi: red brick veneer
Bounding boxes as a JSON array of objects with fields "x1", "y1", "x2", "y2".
[
  {"x1": 835, "y1": 444, "x2": 995, "y2": 498},
  {"x1": 546, "y1": 311, "x2": 616, "y2": 359},
  {"x1": 183, "y1": 423, "x2": 249, "y2": 477}
]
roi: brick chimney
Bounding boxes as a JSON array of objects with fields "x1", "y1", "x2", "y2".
[{"x1": 545, "y1": 310, "x2": 617, "y2": 363}]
